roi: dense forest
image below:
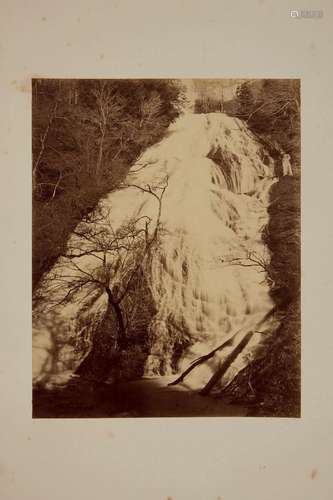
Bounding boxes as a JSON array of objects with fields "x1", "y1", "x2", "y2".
[{"x1": 32, "y1": 79, "x2": 186, "y2": 288}]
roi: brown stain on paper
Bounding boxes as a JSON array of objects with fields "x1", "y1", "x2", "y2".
[
  {"x1": 310, "y1": 468, "x2": 318, "y2": 480},
  {"x1": 11, "y1": 75, "x2": 44, "y2": 94},
  {"x1": 11, "y1": 79, "x2": 31, "y2": 93}
]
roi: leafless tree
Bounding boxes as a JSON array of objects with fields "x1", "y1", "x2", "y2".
[
  {"x1": 90, "y1": 82, "x2": 125, "y2": 176},
  {"x1": 167, "y1": 247, "x2": 278, "y2": 393},
  {"x1": 224, "y1": 249, "x2": 275, "y2": 288},
  {"x1": 38, "y1": 176, "x2": 168, "y2": 350},
  {"x1": 138, "y1": 91, "x2": 162, "y2": 129},
  {"x1": 32, "y1": 99, "x2": 59, "y2": 193}
]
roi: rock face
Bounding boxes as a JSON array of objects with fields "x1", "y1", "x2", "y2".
[{"x1": 33, "y1": 112, "x2": 279, "y2": 390}]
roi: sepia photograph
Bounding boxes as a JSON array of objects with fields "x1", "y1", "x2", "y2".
[
  {"x1": 3, "y1": 1, "x2": 333, "y2": 499},
  {"x1": 32, "y1": 78, "x2": 300, "y2": 418}
]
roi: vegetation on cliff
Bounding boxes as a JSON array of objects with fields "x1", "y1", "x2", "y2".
[
  {"x1": 221, "y1": 176, "x2": 301, "y2": 417},
  {"x1": 32, "y1": 79, "x2": 186, "y2": 288}
]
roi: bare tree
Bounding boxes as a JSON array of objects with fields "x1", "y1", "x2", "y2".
[
  {"x1": 39, "y1": 177, "x2": 168, "y2": 351},
  {"x1": 90, "y1": 82, "x2": 125, "y2": 176},
  {"x1": 233, "y1": 79, "x2": 300, "y2": 164},
  {"x1": 138, "y1": 91, "x2": 162, "y2": 128},
  {"x1": 224, "y1": 249, "x2": 275, "y2": 288},
  {"x1": 167, "y1": 246, "x2": 279, "y2": 393},
  {"x1": 32, "y1": 99, "x2": 59, "y2": 193}
]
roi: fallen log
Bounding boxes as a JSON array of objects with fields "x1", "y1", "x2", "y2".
[
  {"x1": 168, "y1": 331, "x2": 238, "y2": 386},
  {"x1": 168, "y1": 305, "x2": 277, "y2": 387},
  {"x1": 200, "y1": 331, "x2": 254, "y2": 396}
]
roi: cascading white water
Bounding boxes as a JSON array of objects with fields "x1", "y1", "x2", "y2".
[{"x1": 33, "y1": 112, "x2": 280, "y2": 390}]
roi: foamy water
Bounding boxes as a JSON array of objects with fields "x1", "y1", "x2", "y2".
[{"x1": 33, "y1": 112, "x2": 279, "y2": 390}]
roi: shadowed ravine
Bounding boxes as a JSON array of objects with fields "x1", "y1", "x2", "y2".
[{"x1": 33, "y1": 111, "x2": 282, "y2": 415}]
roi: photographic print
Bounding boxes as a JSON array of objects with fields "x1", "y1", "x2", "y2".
[{"x1": 32, "y1": 78, "x2": 300, "y2": 418}]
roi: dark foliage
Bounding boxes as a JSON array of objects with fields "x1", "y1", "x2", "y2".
[
  {"x1": 229, "y1": 79, "x2": 301, "y2": 166},
  {"x1": 76, "y1": 269, "x2": 157, "y2": 383},
  {"x1": 222, "y1": 177, "x2": 301, "y2": 417},
  {"x1": 32, "y1": 79, "x2": 185, "y2": 288}
]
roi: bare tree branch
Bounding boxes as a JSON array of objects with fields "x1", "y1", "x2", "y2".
[{"x1": 33, "y1": 100, "x2": 59, "y2": 191}]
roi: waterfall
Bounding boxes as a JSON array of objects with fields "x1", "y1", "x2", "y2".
[{"x1": 33, "y1": 112, "x2": 280, "y2": 391}]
